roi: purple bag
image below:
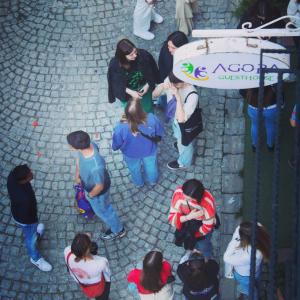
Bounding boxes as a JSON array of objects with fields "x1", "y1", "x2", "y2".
[
  {"x1": 74, "y1": 184, "x2": 95, "y2": 219},
  {"x1": 165, "y1": 95, "x2": 176, "y2": 122}
]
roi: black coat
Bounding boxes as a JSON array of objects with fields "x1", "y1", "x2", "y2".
[
  {"x1": 158, "y1": 42, "x2": 173, "y2": 82},
  {"x1": 107, "y1": 49, "x2": 160, "y2": 103},
  {"x1": 177, "y1": 257, "x2": 219, "y2": 300}
]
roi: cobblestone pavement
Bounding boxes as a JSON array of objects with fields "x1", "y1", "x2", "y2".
[{"x1": 0, "y1": 0, "x2": 244, "y2": 299}]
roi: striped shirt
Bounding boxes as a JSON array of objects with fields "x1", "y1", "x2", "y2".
[{"x1": 168, "y1": 186, "x2": 216, "y2": 236}]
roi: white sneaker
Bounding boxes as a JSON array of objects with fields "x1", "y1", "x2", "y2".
[
  {"x1": 152, "y1": 12, "x2": 163, "y2": 24},
  {"x1": 36, "y1": 223, "x2": 45, "y2": 236},
  {"x1": 30, "y1": 257, "x2": 52, "y2": 272},
  {"x1": 133, "y1": 31, "x2": 155, "y2": 40}
]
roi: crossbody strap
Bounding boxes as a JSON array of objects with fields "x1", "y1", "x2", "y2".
[
  {"x1": 184, "y1": 91, "x2": 199, "y2": 106},
  {"x1": 66, "y1": 252, "x2": 103, "y2": 287}
]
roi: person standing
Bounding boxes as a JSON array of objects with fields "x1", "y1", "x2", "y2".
[
  {"x1": 67, "y1": 130, "x2": 125, "y2": 241},
  {"x1": 223, "y1": 222, "x2": 270, "y2": 300},
  {"x1": 112, "y1": 98, "x2": 164, "y2": 187},
  {"x1": 175, "y1": 0, "x2": 198, "y2": 36},
  {"x1": 133, "y1": 0, "x2": 163, "y2": 40},
  {"x1": 168, "y1": 179, "x2": 216, "y2": 259},
  {"x1": 127, "y1": 250, "x2": 175, "y2": 300},
  {"x1": 107, "y1": 39, "x2": 160, "y2": 113},
  {"x1": 158, "y1": 31, "x2": 188, "y2": 83},
  {"x1": 177, "y1": 252, "x2": 219, "y2": 300},
  {"x1": 153, "y1": 72, "x2": 199, "y2": 170},
  {"x1": 246, "y1": 86, "x2": 278, "y2": 152},
  {"x1": 65, "y1": 233, "x2": 111, "y2": 300},
  {"x1": 6, "y1": 164, "x2": 52, "y2": 271}
]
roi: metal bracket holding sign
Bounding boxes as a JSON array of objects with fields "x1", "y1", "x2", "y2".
[{"x1": 173, "y1": 16, "x2": 300, "y2": 90}]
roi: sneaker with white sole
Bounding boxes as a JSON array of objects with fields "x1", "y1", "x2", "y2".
[
  {"x1": 100, "y1": 227, "x2": 126, "y2": 241},
  {"x1": 167, "y1": 160, "x2": 186, "y2": 170},
  {"x1": 133, "y1": 31, "x2": 155, "y2": 40},
  {"x1": 152, "y1": 12, "x2": 163, "y2": 24},
  {"x1": 30, "y1": 257, "x2": 52, "y2": 272},
  {"x1": 36, "y1": 223, "x2": 45, "y2": 236}
]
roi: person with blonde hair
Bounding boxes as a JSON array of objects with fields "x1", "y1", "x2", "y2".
[{"x1": 112, "y1": 98, "x2": 164, "y2": 187}]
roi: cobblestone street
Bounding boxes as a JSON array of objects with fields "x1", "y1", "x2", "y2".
[{"x1": 0, "y1": 0, "x2": 244, "y2": 299}]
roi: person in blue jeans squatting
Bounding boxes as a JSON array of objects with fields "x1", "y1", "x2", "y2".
[
  {"x1": 112, "y1": 98, "x2": 164, "y2": 187},
  {"x1": 7, "y1": 164, "x2": 52, "y2": 272},
  {"x1": 67, "y1": 131, "x2": 125, "y2": 241},
  {"x1": 246, "y1": 86, "x2": 278, "y2": 153},
  {"x1": 223, "y1": 222, "x2": 270, "y2": 300}
]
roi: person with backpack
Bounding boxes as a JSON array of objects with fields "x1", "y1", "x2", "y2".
[
  {"x1": 153, "y1": 71, "x2": 199, "y2": 170},
  {"x1": 112, "y1": 98, "x2": 164, "y2": 187},
  {"x1": 65, "y1": 233, "x2": 111, "y2": 299},
  {"x1": 67, "y1": 130, "x2": 125, "y2": 241}
]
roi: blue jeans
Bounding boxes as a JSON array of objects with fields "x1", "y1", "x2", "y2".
[
  {"x1": 233, "y1": 269, "x2": 260, "y2": 299},
  {"x1": 18, "y1": 223, "x2": 41, "y2": 261},
  {"x1": 247, "y1": 105, "x2": 278, "y2": 147},
  {"x1": 124, "y1": 154, "x2": 158, "y2": 187},
  {"x1": 194, "y1": 231, "x2": 213, "y2": 258},
  {"x1": 87, "y1": 189, "x2": 123, "y2": 233},
  {"x1": 172, "y1": 121, "x2": 194, "y2": 167}
]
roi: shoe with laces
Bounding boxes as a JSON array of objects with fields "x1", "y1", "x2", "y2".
[
  {"x1": 30, "y1": 257, "x2": 52, "y2": 272},
  {"x1": 100, "y1": 228, "x2": 126, "y2": 241}
]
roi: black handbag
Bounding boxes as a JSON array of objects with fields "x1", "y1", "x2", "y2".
[{"x1": 178, "y1": 91, "x2": 203, "y2": 146}]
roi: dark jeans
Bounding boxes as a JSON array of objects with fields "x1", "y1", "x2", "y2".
[{"x1": 95, "y1": 282, "x2": 110, "y2": 300}]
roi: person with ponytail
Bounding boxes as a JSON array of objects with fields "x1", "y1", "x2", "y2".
[
  {"x1": 223, "y1": 222, "x2": 271, "y2": 300},
  {"x1": 127, "y1": 250, "x2": 174, "y2": 299}
]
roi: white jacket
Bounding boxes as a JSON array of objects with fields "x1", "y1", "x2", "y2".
[{"x1": 223, "y1": 226, "x2": 263, "y2": 277}]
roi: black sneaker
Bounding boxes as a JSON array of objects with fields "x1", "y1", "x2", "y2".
[
  {"x1": 167, "y1": 160, "x2": 186, "y2": 170},
  {"x1": 267, "y1": 145, "x2": 274, "y2": 152},
  {"x1": 100, "y1": 228, "x2": 126, "y2": 241}
]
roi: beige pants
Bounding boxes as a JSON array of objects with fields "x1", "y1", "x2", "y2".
[{"x1": 175, "y1": 0, "x2": 198, "y2": 35}]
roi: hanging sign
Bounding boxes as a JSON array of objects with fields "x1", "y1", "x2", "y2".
[{"x1": 173, "y1": 38, "x2": 290, "y2": 89}]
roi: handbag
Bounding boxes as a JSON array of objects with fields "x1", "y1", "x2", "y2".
[
  {"x1": 165, "y1": 95, "x2": 177, "y2": 122},
  {"x1": 137, "y1": 129, "x2": 162, "y2": 143},
  {"x1": 178, "y1": 91, "x2": 203, "y2": 146},
  {"x1": 74, "y1": 184, "x2": 95, "y2": 219}
]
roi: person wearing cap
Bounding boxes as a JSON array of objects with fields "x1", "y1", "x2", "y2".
[
  {"x1": 7, "y1": 165, "x2": 52, "y2": 272},
  {"x1": 67, "y1": 131, "x2": 125, "y2": 241}
]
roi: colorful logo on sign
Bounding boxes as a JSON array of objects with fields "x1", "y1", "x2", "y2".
[{"x1": 181, "y1": 63, "x2": 209, "y2": 81}]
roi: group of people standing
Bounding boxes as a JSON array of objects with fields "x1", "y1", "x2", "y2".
[{"x1": 6, "y1": 0, "x2": 287, "y2": 298}]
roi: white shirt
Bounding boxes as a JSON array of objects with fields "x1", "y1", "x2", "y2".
[
  {"x1": 223, "y1": 226, "x2": 263, "y2": 276},
  {"x1": 64, "y1": 246, "x2": 111, "y2": 285},
  {"x1": 288, "y1": 0, "x2": 300, "y2": 28}
]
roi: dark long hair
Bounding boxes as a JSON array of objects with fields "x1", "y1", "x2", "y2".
[
  {"x1": 167, "y1": 31, "x2": 188, "y2": 47},
  {"x1": 239, "y1": 221, "x2": 271, "y2": 261},
  {"x1": 182, "y1": 179, "x2": 205, "y2": 203},
  {"x1": 124, "y1": 98, "x2": 147, "y2": 134},
  {"x1": 115, "y1": 39, "x2": 137, "y2": 68},
  {"x1": 140, "y1": 251, "x2": 164, "y2": 292},
  {"x1": 71, "y1": 233, "x2": 92, "y2": 262}
]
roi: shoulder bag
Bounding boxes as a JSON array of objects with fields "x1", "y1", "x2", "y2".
[{"x1": 178, "y1": 91, "x2": 203, "y2": 146}]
